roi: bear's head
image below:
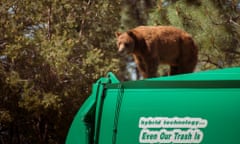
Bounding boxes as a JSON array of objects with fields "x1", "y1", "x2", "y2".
[{"x1": 115, "y1": 32, "x2": 135, "y2": 54}]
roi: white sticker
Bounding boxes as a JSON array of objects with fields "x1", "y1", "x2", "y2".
[{"x1": 139, "y1": 117, "x2": 208, "y2": 143}]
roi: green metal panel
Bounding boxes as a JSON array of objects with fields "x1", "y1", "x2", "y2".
[
  {"x1": 66, "y1": 72, "x2": 120, "y2": 144},
  {"x1": 102, "y1": 89, "x2": 240, "y2": 143},
  {"x1": 65, "y1": 82, "x2": 98, "y2": 144},
  {"x1": 66, "y1": 67, "x2": 240, "y2": 144}
]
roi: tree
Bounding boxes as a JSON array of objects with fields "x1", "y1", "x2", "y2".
[
  {"x1": 1, "y1": 0, "x2": 239, "y2": 143},
  {"x1": 148, "y1": 0, "x2": 240, "y2": 70},
  {"x1": 0, "y1": 0, "x2": 121, "y2": 143},
  {"x1": 118, "y1": 0, "x2": 240, "y2": 76}
]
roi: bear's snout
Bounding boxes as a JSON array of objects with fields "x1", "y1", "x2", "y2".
[{"x1": 118, "y1": 44, "x2": 125, "y2": 53}]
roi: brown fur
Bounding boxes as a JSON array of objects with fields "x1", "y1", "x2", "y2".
[{"x1": 115, "y1": 26, "x2": 198, "y2": 78}]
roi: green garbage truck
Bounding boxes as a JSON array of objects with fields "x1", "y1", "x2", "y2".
[{"x1": 66, "y1": 67, "x2": 240, "y2": 144}]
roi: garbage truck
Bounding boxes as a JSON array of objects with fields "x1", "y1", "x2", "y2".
[{"x1": 66, "y1": 67, "x2": 240, "y2": 144}]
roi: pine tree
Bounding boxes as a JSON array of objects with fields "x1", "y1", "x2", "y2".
[
  {"x1": 148, "y1": 0, "x2": 240, "y2": 70},
  {"x1": 118, "y1": 0, "x2": 240, "y2": 78},
  {"x1": 0, "y1": 0, "x2": 122, "y2": 143}
]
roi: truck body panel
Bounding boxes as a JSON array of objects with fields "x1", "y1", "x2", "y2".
[{"x1": 66, "y1": 68, "x2": 240, "y2": 144}]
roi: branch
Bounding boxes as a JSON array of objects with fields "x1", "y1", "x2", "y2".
[
  {"x1": 200, "y1": 54, "x2": 224, "y2": 68},
  {"x1": 47, "y1": 3, "x2": 52, "y2": 40},
  {"x1": 79, "y1": 0, "x2": 92, "y2": 39},
  {"x1": 222, "y1": 48, "x2": 240, "y2": 55},
  {"x1": 0, "y1": 40, "x2": 7, "y2": 49},
  {"x1": 205, "y1": 4, "x2": 240, "y2": 26}
]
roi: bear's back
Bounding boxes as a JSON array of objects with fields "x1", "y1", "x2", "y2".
[
  {"x1": 132, "y1": 26, "x2": 190, "y2": 40},
  {"x1": 130, "y1": 26, "x2": 195, "y2": 65}
]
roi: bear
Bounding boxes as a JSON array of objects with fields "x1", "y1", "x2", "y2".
[{"x1": 115, "y1": 26, "x2": 198, "y2": 78}]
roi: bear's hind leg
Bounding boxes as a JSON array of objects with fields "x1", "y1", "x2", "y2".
[
  {"x1": 170, "y1": 65, "x2": 181, "y2": 75},
  {"x1": 171, "y1": 59, "x2": 196, "y2": 75},
  {"x1": 146, "y1": 60, "x2": 158, "y2": 78},
  {"x1": 138, "y1": 65, "x2": 148, "y2": 78},
  {"x1": 177, "y1": 36, "x2": 198, "y2": 74}
]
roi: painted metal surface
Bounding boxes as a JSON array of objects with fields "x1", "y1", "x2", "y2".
[{"x1": 66, "y1": 68, "x2": 240, "y2": 144}]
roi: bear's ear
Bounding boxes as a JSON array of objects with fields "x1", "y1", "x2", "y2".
[{"x1": 115, "y1": 32, "x2": 122, "y2": 37}]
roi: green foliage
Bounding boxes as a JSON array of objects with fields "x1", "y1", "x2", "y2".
[
  {"x1": 1, "y1": 0, "x2": 240, "y2": 143},
  {"x1": 81, "y1": 48, "x2": 119, "y2": 79},
  {"x1": 148, "y1": 0, "x2": 240, "y2": 70},
  {"x1": 120, "y1": 0, "x2": 156, "y2": 29},
  {"x1": 0, "y1": 0, "x2": 121, "y2": 143}
]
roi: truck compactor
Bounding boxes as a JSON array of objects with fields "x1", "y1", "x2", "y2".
[{"x1": 66, "y1": 67, "x2": 240, "y2": 144}]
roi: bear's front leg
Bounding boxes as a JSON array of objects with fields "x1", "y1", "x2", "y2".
[{"x1": 133, "y1": 55, "x2": 149, "y2": 78}]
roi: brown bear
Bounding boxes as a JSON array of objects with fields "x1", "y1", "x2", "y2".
[{"x1": 115, "y1": 26, "x2": 198, "y2": 78}]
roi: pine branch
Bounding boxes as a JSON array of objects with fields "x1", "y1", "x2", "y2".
[
  {"x1": 47, "y1": 4, "x2": 52, "y2": 40},
  {"x1": 222, "y1": 48, "x2": 240, "y2": 56},
  {"x1": 201, "y1": 54, "x2": 224, "y2": 68},
  {"x1": 79, "y1": 0, "x2": 92, "y2": 40}
]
